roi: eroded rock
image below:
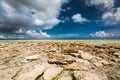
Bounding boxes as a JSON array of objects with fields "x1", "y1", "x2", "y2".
[
  {"x1": 0, "y1": 67, "x2": 21, "y2": 80},
  {"x1": 48, "y1": 53, "x2": 75, "y2": 65},
  {"x1": 74, "y1": 70, "x2": 108, "y2": 80},
  {"x1": 78, "y1": 50, "x2": 94, "y2": 60},
  {"x1": 17, "y1": 65, "x2": 45, "y2": 80},
  {"x1": 21, "y1": 54, "x2": 41, "y2": 63},
  {"x1": 0, "y1": 41, "x2": 120, "y2": 80},
  {"x1": 63, "y1": 62, "x2": 90, "y2": 71},
  {"x1": 43, "y1": 67, "x2": 63, "y2": 80}
]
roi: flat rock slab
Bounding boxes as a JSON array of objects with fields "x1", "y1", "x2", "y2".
[
  {"x1": 63, "y1": 62, "x2": 90, "y2": 71},
  {"x1": 0, "y1": 67, "x2": 21, "y2": 80},
  {"x1": 78, "y1": 50, "x2": 94, "y2": 60},
  {"x1": 74, "y1": 70, "x2": 108, "y2": 80},
  {"x1": 43, "y1": 67, "x2": 63, "y2": 80},
  {"x1": 21, "y1": 54, "x2": 41, "y2": 63},
  {"x1": 58, "y1": 76, "x2": 73, "y2": 80},
  {"x1": 17, "y1": 65, "x2": 45, "y2": 80},
  {"x1": 92, "y1": 57, "x2": 110, "y2": 67}
]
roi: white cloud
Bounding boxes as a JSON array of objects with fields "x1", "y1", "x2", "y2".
[
  {"x1": 0, "y1": 0, "x2": 69, "y2": 38},
  {"x1": 86, "y1": 0, "x2": 114, "y2": 9},
  {"x1": 90, "y1": 31, "x2": 114, "y2": 38},
  {"x1": 26, "y1": 30, "x2": 50, "y2": 38},
  {"x1": 15, "y1": 28, "x2": 50, "y2": 38},
  {"x1": 102, "y1": 7, "x2": 120, "y2": 25},
  {"x1": 72, "y1": 13, "x2": 88, "y2": 23},
  {"x1": 0, "y1": 35, "x2": 6, "y2": 39},
  {"x1": 86, "y1": 0, "x2": 120, "y2": 25}
]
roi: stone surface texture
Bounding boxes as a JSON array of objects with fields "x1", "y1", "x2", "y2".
[{"x1": 0, "y1": 41, "x2": 120, "y2": 80}]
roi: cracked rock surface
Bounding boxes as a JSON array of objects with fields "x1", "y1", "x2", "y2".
[{"x1": 0, "y1": 41, "x2": 120, "y2": 80}]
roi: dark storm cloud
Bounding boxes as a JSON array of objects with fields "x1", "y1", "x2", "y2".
[{"x1": 0, "y1": 0, "x2": 69, "y2": 38}]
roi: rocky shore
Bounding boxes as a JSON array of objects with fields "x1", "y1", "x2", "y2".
[{"x1": 0, "y1": 41, "x2": 120, "y2": 80}]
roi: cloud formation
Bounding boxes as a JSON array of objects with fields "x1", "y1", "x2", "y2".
[
  {"x1": 0, "y1": 0, "x2": 68, "y2": 38},
  {"x1": 0, "y1": 35, "x2": 6, "y2": 39},
  {"x1": 72, "y1": 13, "x2": 88, "y2": 23},
  {"x1": 86, "y1": 0, "x2": 120, "y2": 25},
  {"x1": 86, "y1": 0, "x2": 114, "y2": 9},
  {"x1": 26, "y1": 30, "x2": 51, "y2": 38},
  {"x1": 102, "y1": 7, "x2": 120, "y2": 25},
  {"x1": 90, "y1": 31, "x2": 113, "y2": 38}
]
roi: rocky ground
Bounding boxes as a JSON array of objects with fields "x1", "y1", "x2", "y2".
[{"x1": 0, "y1": 41, "x2": 120, "y2": 80}]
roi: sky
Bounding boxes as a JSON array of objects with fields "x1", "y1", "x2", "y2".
[{"x1": 0, "y1": 0, "x2": 120, "y2": 39}]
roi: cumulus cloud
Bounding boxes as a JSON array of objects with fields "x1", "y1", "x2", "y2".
[
  {"x1": 0, "y1": 0, "x2": 68, "y2": 38},
  {"x1": 102, "y1": 7, "x2": 120, "y2": 25},
  {"x1": 14, "y1": 28, "x2": 50, "y2": 38},
  {"x1": 90, "y1": 31, "x2": 114, "y2": 38},
  {"x1": 26, "y1": 30, "x2": 50, "y2": 38},
  {"x1": 72, "y1": 13, "x2": 88, "y2": 23},
  {"x1": 86, "y1": 0, "x2": 120, "y2": 25},
  {"x1": 86, "y1": 0, "x2": 114, "y2": 9}
]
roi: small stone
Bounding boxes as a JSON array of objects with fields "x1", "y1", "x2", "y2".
[
  {"x1": 69, "y1": 53, "x2": 80, "y2": 57},
  {"x1": 21, "y1": 54, "x2": 40, "y2": 63}
]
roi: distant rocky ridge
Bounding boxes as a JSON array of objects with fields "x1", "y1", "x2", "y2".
[{"x1": 0, "y1": 41, "x2": 120, "y2": 80}]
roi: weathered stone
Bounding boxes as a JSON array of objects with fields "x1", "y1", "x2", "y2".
[
  {"x1": 58, "y1": 76, "x2": 73, "y2": 80},
  {"x1": 62, "y1": 47, "x2": 78, "y2": 53},
  {"x1": 113, "y1": 52, "x2": 120, "y2": 58},
  {"x1": 69, "y1": 53, "x2": 80, "y2": 57},
  {"x1": 63, "y1": 62, "x2": 89, "y2": 71},
  {"x1": 78, "y1": 50, "x2": 94, "y2": 60},
  {"x1": 93, "y1": 62, "x2": 103, "y2": 67},
  {"x1": 43, "y1": 67, "x2": 63, "y2": 80},
  {"x1": 74, "y1": 70, "x2": 108, "y2": 80},
  {"x1": 0, "y1": 67, "x2": 21, "y2": 80},
  {"x1": 76, "y1": 58, "x2": 91, "y2": 66},
  {"x1": 48, "y1": 53, "x2": 75, "y2": 65},
  {"x1": 17, "y1": 65, "x2": 45, "y2": 80},
  {"x1": 92, "y1": 57, "x2": 109, "y2": 67},
  {"x1": 21, "y1": 54, "x2": 41, "y2": 63},
  {"x1": 25, "y1": 55, "x2": 40, "y2": 60},
  {"x1": 0, "y1": 41, "x2": 120, "y2": 80},
  {"x1": 57, "y1": 71, "x2": 73, "y2": 80}
]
